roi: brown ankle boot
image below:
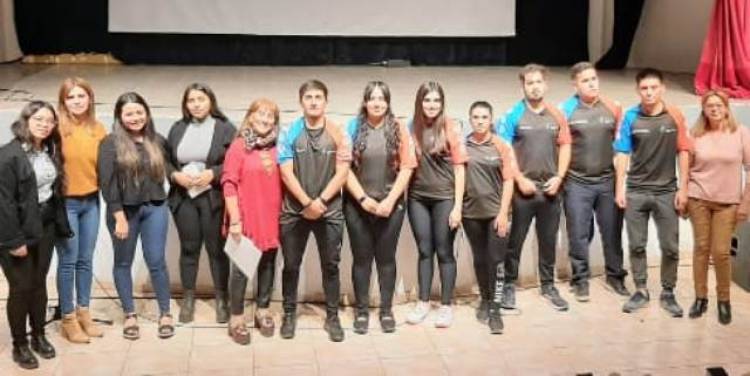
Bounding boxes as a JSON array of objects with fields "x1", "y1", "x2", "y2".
[
  {"x1": 61, "y1": 313, "x2": 90, "y2": 343},
  {"x1": 76, "y1": 308, "x2": 103, "y2": 338}
]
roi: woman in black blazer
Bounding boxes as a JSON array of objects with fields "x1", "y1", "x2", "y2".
[
  {"x1": 166, "y1": 83, "x2": 236, "y2": 323},
  {"x1": 0, "y1": 101, "x2": 72, "y2": 369}
]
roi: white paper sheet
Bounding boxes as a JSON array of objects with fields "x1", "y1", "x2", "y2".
[{"x1": 223, "y1": 235, "x2": 263, "y2": 279}]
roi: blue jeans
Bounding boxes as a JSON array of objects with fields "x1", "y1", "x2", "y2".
[
  {"x1": 107, "y1": 203, "x2": 171, "y2": 314},
  {"x1": 56, "y1": 195, "x2": 101, "y2": 315},
  {"x1": 563, "y1": 180, "x2": 627, "y2": 284}
]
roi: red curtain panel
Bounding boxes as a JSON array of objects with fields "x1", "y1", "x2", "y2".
[{"x1": 695, "y1": 0, "x2": 750, "y2": 98}]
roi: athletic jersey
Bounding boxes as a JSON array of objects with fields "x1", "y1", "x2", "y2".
[
  {"x1": 409, "y1": 119, "x2": 468, "y2": 201},
  {"x1": 346, "y1": 117, "x2": 417, "y2": 201},
  {"x1": 559, "y1": 95, "x2": 622, "y2": 185},
  {"x1": 613, "y1": 104, "x2": 692, "y2": 194},
  {"x1": 497, "y1": 100, "x2": 571, "y2": 186},
  {"x1": 463, "y1": 134, "x2": 516, "y2": 219},
  {"x1": 277, "y1": 116, "x2": 352, "y2": 223}
]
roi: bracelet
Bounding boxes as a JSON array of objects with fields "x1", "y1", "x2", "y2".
[{"x1": 358, "y1": 195, "x2": 368, "y2": 203}]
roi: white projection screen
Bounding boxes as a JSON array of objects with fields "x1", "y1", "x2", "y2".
[{"x1": 108, "y1": 0, "x2": 515, "y2": 37}]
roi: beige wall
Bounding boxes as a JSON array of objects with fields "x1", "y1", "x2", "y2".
[{"x1": 627, "y1": 0, "x2": 714, "y2": 73}]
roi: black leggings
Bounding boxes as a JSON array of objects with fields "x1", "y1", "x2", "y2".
[
  {"x1": 463, "y1": 218, "x2": 508, "y2": 304},
  {"x1": 172, "y1": 193, "x2": 229, "y2": 292},
  {"x1": 228, "y1": 249, "x2": 277, "y2": 315},
  {"x1": 0, "y1": 221, "x2": 54, "y2": 347},
  {"x1": 407, "y1": 198, "x2": 457, "y2": 305},
  {"x1": 344, "y1": 197, "x2": 405, "y2": 312}
]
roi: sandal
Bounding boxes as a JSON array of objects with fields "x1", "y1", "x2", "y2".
[
  {"x1": 158, "y1": 314, "x2": 175, "y2": 339},
  {"x1": 255, "y1": 311, "x2": 275, "y2": 338},
  {"x1": 228, "y1": 323, "x2": 251, "y2": 345},
  {"x1": 123, "y1": 313, "x2": 140, "y2": 340}
]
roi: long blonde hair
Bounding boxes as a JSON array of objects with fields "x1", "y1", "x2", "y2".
[
  {"x1": 57, "y1": 77, "x2": 98, "y2": 136},
  {"x1": 692, "y1": 90, "x2": 739, "y2": 138}
]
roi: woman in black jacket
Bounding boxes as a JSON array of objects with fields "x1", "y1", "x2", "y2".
[
  {"x1": 166, "y1": 83, "x2": 236, "y2": 323},
  {"x1": 0, "y1": 101, "x2": 72, "y2": 369}
]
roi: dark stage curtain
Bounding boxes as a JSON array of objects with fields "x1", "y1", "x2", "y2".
[
  {"x1": 595, "y1": 0, "x2": 645, "y2": 70},
  {"x1": 15, "y1": 0, "x2": 590, "y2": 66}
]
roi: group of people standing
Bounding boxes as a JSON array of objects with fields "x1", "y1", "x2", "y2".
[{"x1": 0, "y1": 63, "x2": 747, "y2": 370}]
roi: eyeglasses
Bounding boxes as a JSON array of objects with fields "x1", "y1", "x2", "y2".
[{"x1": 31, "y1": 116, "x2": 57, "y2": 126}]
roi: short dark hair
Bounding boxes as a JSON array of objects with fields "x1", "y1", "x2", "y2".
[
  {"x1": 298, "y1": 79, "x2": 328, "y2": 100},
  {"x1": 469, "y1": 101, "x2": 493, "y2": 117},
  {"x1": 519, "y1": 63, "x2": 548, "y2": 83},
  {"x1": 635, "y1": 68, "x2": 664, "y2": 85},
  {"x1": 570, "y1": 61, "x2": 595, "y2": 80}
]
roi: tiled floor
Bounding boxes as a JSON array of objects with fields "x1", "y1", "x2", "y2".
[{"x1": 0, "y1": 265, "x2": 749, "y2": 375}]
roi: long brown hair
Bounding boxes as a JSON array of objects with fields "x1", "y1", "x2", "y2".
[
  {"x1": 57, "y1": 77, "x2": 97, "y2": 136},
  {"x1": 692, "y1": 90, "x2": 739, "y2": 138},
  {"x1": 111, "y1": 92, "x2": 165, "y2": 183},
  {"x1": 412, "y1": 81, "x2": 447, "y2": 156},
  {"x1": 352, "y1": 81, "x2": 400, "y2": 172}
]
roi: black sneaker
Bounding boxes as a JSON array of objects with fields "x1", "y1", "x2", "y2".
[
  {"x1": 488, "y1": 308, "x2": 504, "y2": 335},
  {"x1": 353, "y1": 311, "x2": 369, "y2": 335},
  {"x1": 379, "y1": 310, "x2": 396, "y2": 333},
  {"x1": 572, "y1": 282, "x2": 590, "y2": 303},
  {"x1": 280, "y1": 312, "x2": 296, "y2": 339},
  {"x1": 622, "y1": 289, "x2": 650, "y2": 313},
  {"x1": 660, "y1": 289, "x2": 683, "y2": 317},
  {"x1": 605, "y1": 277, "x2": 631, "y2": 297},
  {"x1": 501, "y1": 284, "x2": 516, "y2": 309},
  {"x1": 540, "y1": 285, "x2": 569, "y2": 311},
  {"x1": 12, "y1": 345, "x2": 39, "y2": 370},
  {"x1": 324, "y1": 316, "x2": 345, "y2": 342},
  {"x1": 29, "y1": 335, "x2": 55, "y2": 359},
  {"x1": 475, "y1": 299, "x2": 490, "y2": 323}
]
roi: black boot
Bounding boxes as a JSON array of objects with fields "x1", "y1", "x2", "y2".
[
  {"x1": 12, "y1": 345, "x2": 38, "y2": 369},
  {"x1": 324, "y1": 315, "x2": 345, "y2": 342},
  {"x1": 718, "y1": 301, "x2": 732, "y2": 325},
  {"x1": 179, "y1": 289, "x2": 195, "y2": 323},
  {"x1": 30, "y1": 335, "x2": 56, "y2": 359},
  {"x1": 280, "y1": 312, "x2": 297, "y2": 339},
  {"x1": 215, "y1": 291, "x2": 229, "y2": 324},
  {"x1": 688, "y1": 298, "x2": 708, "y2": 319}
]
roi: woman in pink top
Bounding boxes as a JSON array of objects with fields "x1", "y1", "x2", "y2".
[
  {"x1": 222, "y1": 98, "x2": 282, "y2": 345},
  {"x1": 687, "y1": 90, "x2": 750, "y2": 325}
]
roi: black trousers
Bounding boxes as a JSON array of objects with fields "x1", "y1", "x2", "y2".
[
  {"x1": 281, "y1": 218, "x2": 344, "y2": 317},
  {"x1": 407, "y1": 198, "x2": 457, "y2": 305},
  {"x1": 229, "y1": 249, "x2": 277, "y2": 315},
  {"x1": 0, "y1": 220, "x2": 55, "y2": 347},
  {"x1": 506, "y1": 191, "x2": 562, "y2": 286},
  {"x1": 463, "y1": 217, "x2": 509, "y2": 303},
  {"x1": 344, "y1": 197, "x2": 405, "y2": 312},
  {"x1": 172, "y1": 193, "x2": 229, "y2": 293}
]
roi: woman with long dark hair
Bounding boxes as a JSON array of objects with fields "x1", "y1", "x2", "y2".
[
  {"x1": 0, "y1": 101, "x2": 72, "y2": 369},
  {"x1": 405, "y1": 81, "x2": 467, "y2": 328},
  {"x1": 345, "y1": 81, "x2": 416, "y2": 334},
  {"x1": 55, "y1": 77, "x2": 107, "y2": 343},
  {"x1": 166, "y1": 83, "x2": 236, "y2": 324},
  {"x1": 98, "y1": 92, "x2": 174, "y2": 340}
]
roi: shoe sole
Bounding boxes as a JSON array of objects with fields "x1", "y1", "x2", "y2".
[
  {"x1": 575, "y1": 295, "x2": 590, "y2": 302},
  {"x1": 622, "y1": 302, "x2": 649, "y2": 313},
  {"x1": 434, "y1": 322, "x2": 452, "y2": 328},
  {"x1": 660, "y1": 303, "x2": 683, "y2": 318},
  {"x1": 13, "y1": 358, "x2": 39, "y2": 370}
]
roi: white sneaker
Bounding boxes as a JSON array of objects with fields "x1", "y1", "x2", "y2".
[
  {"x1": 406, "y1": 301, "x2": 431, "y2": 324},
  {"x1": 434, "y1": 305, "x2": 453, "y2": 328}
]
